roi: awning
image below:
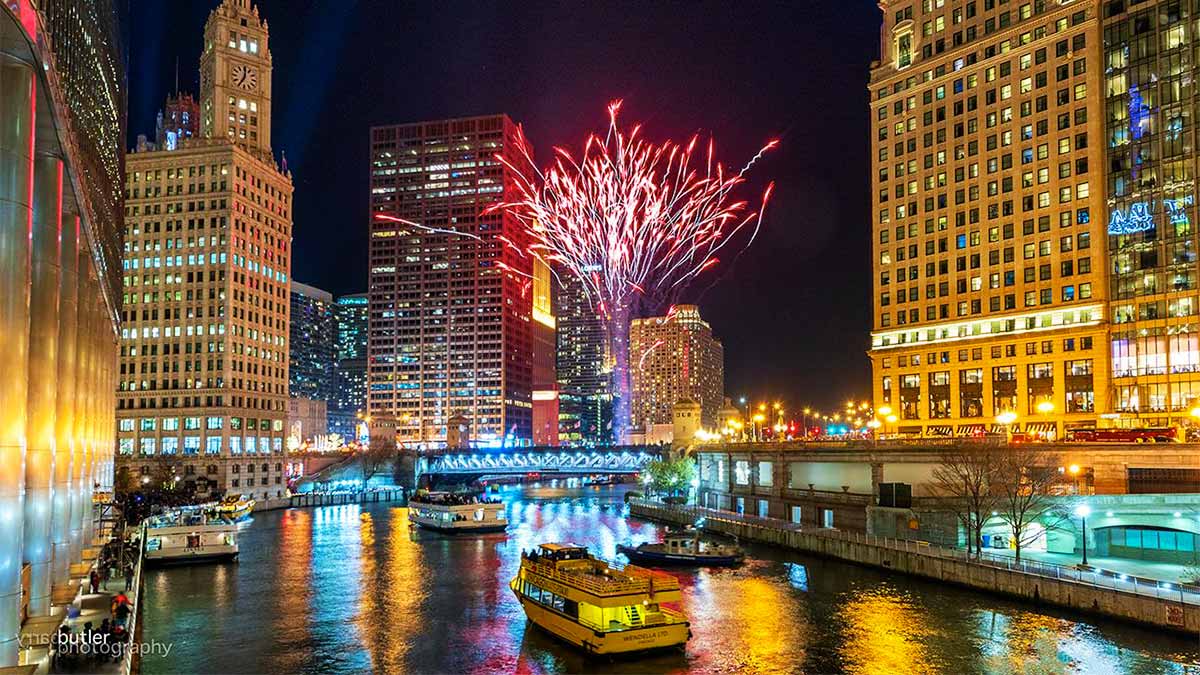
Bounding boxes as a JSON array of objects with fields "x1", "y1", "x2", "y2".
[
  {"x1": 927, "y1": 425, "x2": 954, "y2": 436},
  {"x1": 991, "y1": 423, "x2": 1021, "y2": 433},
  {"x1": 1024, "y1": 422, "x2": 1058, "y2": 438},
  {"x1": 956, "y1": 424, "x2": 988, "y2": 436}
]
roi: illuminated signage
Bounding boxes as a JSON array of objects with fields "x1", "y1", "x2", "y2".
[{"x1": 1108, "y1": 196, "x2": 1193, "y2": 235}]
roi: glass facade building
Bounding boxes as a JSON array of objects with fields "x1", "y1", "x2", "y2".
[
  {"x1": 1104, "y1": 0, "x2": 1200, "y2": 421},
  {"x1": 288, "y1": 280, "x2": 336, "y2": 403},
  {"x1": 331, "y1": 293, "x2": 368, "y2": 438}
]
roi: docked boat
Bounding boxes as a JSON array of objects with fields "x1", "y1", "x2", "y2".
[
  {"x1": 408, "y1": 491, "x2": 507, "y2": 533},
  {"x1": 617, "y1": 530, "x2": 744, "y2": 567},
  {"x1": 510, "y1": 543, "x2": 691, "y2": 655},
  {"x1": 143, "y1": 506, "x2": 239, "y2": 566},
  {"x1": 209, "y1": 494, "x2": 255, "y2": 522}
]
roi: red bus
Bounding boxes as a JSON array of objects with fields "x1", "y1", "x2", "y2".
[{"x1": 1065, "y1": 427, "x2": 1181, "y2": 443}]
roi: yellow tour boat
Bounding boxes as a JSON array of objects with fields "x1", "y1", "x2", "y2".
[{"x1": 510, "y1": 543, "x2": 691, "y2": 655}]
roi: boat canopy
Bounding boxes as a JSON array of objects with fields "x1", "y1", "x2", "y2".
[{"x1": 537, "y1": 543, "x2": 589, "y2": 560}]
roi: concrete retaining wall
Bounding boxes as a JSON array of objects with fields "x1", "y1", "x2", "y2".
[
  {"x1": 630, "y1": 501, "x2": 1199, "y2": 635},
  {"x1": 252, "y1": 488, "x2": 406, "y2": 512}
]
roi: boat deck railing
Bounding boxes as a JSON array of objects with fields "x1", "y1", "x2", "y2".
[{"x1": 521, "y1": 557, "x2": 680, "y2": 596}]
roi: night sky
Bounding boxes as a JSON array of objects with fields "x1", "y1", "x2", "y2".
[{"x1": 126, "y1": 0, "x2": 881, "y2": 415}]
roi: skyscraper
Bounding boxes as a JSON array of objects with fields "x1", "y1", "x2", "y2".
[
  {"x1": 1103, "y1": 1, "x2": 1200, "y2": 424},
  {"x1": 117, "y1": 0, "x2": 293, "y2": 500},
  {"x1": 331, "y1": 292, "x2": 368, "y2": 438},
  {"x1": 629, "y1": 305, "x2": 724, "y2": 430},
  {"x1": 868, "y1": 0, "x2": 1105, "y2": 440},
  {"x1": 367, "y1": 115, "x2": 533, "y2": 445},
  {"x1": 288, "y1": 280, "x2": 336, "y2": 403},
  {"x1": 0, "y1": 0, "x2": 125, "y2": 662},
  {"x1": 555, "y1": 271, "x2": 611, "y2": 444},
  {"x1": 531, "y1": 260, "x2": 558, "y2": 446}
]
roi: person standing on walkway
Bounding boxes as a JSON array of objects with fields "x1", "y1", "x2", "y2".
[
  {"x1": 124, "y1": 562, "x2": 134, "y2": 591},
  {"x1": 89, "y1": 569, "x2": 99, "y2": 594}
]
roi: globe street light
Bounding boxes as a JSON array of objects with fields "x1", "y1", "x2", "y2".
[{"x1": 1074, "y1": 503, "x2": 1091, "y2": 566}]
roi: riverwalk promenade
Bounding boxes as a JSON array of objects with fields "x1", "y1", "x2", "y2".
[{"x1": 629, "y1": 499, "x2": 1200, "y2": 634}]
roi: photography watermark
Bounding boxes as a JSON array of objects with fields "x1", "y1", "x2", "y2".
[{"x1": 21, "y1": 632, "x2": 174, "y2": 658}]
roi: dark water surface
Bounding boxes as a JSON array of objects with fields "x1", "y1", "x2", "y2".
[{"x1": 141, "y1": 485, "x2": 1200, "y2": 674}]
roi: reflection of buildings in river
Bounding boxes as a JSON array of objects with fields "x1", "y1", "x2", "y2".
[
  {"x1": 272, "y1": 509, "x2": 313, "y2": 674},
  {"x1": 686, "y1": 571, "x2": 808, "y2": 670},
  {"x1": 355, "y1": 510, "x2": 427, "y2": 671},
  {"x1": 836, "y1": 587, "x2": 936, "y2": 674}
]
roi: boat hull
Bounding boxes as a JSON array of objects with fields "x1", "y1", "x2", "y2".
[
  {"x1": 412, "y1": 521, "x2": 508, "y2": 534},
  {"x1": 511, "y1": 585, "x2": 689, "y2": 655},
  {"x1": 616, "y1": 544, "x2": 743, "y2": 567},
  {"x1": 144, "y1": 549, "x2": 239, "y2": 566}
]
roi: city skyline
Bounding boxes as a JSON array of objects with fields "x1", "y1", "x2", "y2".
[{"x1": 126, "y1": 1, "x2": 880, "y2": 412}]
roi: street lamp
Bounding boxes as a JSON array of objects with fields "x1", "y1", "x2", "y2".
[{"x1": 1074, "y1": 504, "x2": 1091, "y2": 566}]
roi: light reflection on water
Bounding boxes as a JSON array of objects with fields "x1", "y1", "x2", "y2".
[{"x1": 140, "y1": 485, "x2": 1200, "y2": 674}]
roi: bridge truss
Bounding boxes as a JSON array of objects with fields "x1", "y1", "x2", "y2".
[{"x1": 422, "y1": 449, "x2": 660, "y2": 475}]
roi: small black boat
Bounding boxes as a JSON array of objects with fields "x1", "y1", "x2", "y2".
[{"x1": 617, "y1": 530, "x2": 744, "y2": 567}]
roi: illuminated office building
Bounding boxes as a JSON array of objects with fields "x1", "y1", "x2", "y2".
[
  {"x1": 531, "y1": 260, "x2": 558, "y2": 446},
  {"x1": 367, "y1": 115, "x2": 533, "y2": 445},
  {"x1": 117, "y1": 0, "x2": 293, "y2": 499},
  {"x1": 630, "y1": 306, "x2": 724, "y2": 430},
  {"x1": 0, "y1": 0, "x2": 125, "y2": 663},
  {"x1": 1102, "y1": 0, "x2": 1200, "y2": 424},
  {"x1": 288, "y1": 280, "x2": 336, "y2": 404},
  {"x1": 869, "y1": 0, "x2": 1107, "y2": 439},
  {"x1": 555, "y1": 271, "x2": 612, "y2": 444},
  {"x1": 330, "y1": 293, "x2": 368, "y2": 438}
]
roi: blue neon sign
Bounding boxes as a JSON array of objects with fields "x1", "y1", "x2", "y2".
[{"x1": 1109, "y1": 196, "x2": 1195, "y2": 235}]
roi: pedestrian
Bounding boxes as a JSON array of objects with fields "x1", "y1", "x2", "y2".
[
  {"x1": 89, "y1": 569, "x2": 99, "y2": 594},
  {"x1": 114, "y1": 599, "x2": 130, "y2": 630},
  {"x1": 98, "y1": 561, "x2": 110, "y2": 591},
  {"x1": 124, "y1": 563, "x2": 134, "y2": 592}
]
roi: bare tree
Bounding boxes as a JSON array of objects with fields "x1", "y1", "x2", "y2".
[
  {"x1": 929, "y1": 446, "x2": 1003, "y2": 558},
  {"x1": 994, "y1": 445, "x2": 1071, "y2": 563}
]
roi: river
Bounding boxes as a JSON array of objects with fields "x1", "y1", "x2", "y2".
[{"x1": 140, "y1": 485, "x2": 1200, "y2": 674}]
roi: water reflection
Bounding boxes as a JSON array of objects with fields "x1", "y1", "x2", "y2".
[{"x1": 140, "y1": 485, "x2": 1200, "y2": 675}]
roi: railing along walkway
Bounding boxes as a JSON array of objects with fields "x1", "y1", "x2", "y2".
[{"x1": 629, "y1": 499, "x2": 1200, "y2": 606}]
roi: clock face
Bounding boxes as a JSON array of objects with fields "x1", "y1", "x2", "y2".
[{"x1": 231, "y1": 64, "x2": 258, "y2": 91}]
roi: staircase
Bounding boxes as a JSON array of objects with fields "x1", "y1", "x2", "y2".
[{"x1": 622, "y1": 604, "x2": 644, "y2": 627}]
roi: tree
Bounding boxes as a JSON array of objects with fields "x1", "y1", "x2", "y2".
[
  {"x1": 362, "y1": 434, "x2": 396, "y2": 486},
  {"x1": 929, "y1": 446, "x2": 1003, "y2": 558},
  {"x1": 994, "y1": 445, "x2": 1071, "y2": 563},
  {"x1": 644, "y1": 456, "x2": 696, "y2": 497}
]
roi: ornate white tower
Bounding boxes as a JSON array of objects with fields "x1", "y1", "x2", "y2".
[{"x1": 199, "y1": 0, "x2": 273, "y2": 158}]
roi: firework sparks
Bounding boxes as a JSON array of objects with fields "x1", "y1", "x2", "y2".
[
  {"x1": 489, "y1": 101, "x2": 776, "y2": 440},
  {"x1": 490, "y1": 100, "x2": 775, "y2": 320}
]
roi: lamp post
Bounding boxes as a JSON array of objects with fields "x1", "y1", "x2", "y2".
[
  {"x1": 1074, "y1": 504, "x2": 1091, "y2": 566},
  {"x1": 995, "y1": 410, "x2": 1017, "y2": 441},
  {"x1": 801, "y1": 408, "x2": 811, "y2": 441}
]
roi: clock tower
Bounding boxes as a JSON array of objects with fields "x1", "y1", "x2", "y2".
[{"x1": 199, "y1": 0, "x2": 273, "y2": 159}]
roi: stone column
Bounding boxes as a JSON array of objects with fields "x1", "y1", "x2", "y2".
[
  {"x1": 0, "y1": 56, "x2": 36, "y2": 666},
  {"x1": 51, "y1": 215, "x2": 78, "y2": 586},
  {"x1": 25, "y1": 153, "x2": 62, "y2": 616}
]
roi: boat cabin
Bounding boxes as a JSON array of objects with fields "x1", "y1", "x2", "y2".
[{"x1": 534, "y1": 543, "x2": 590, "y2": 563}]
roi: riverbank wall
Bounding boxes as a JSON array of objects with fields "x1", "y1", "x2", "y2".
[
  {"x1": 629, "y1": 500, "x2": 1200, "y2": 635},
  {"x1": 252, "y1": 488, "x2": 407, "y2": 512}
]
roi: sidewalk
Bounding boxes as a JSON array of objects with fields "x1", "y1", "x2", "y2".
[{"x1": 986, "y1": 548, "x2": 1195, "y2": 584}]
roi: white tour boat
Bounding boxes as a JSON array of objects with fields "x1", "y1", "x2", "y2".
[
  {"x1": 143, "y1": 505, "x2": 240, "y2": 565},
  {"x1": 408, "y1": 491, "x2": 508, "y2": 533}
]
